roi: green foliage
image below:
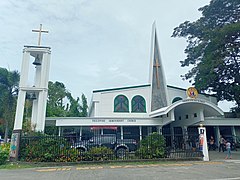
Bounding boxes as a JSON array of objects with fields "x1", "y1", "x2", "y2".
[
  {"x1": 83, "y1": 146, "x2": 114, "y2": 161},
  {"x1": 22, "y1": 120, "x2": 33, "y2": 134},
  {"x1": 46, "y1": 81, "x2": 68, "y2": 117},
  {"x1": 66, "y1": 93, "x2": 81, "y2": 117},
  {"x1": 0, "y1": 67, "x2": 20, "y2": 141},
  {"x1": 44, "y1": 126, "x2": 58, "y2": 135},
  {"x1": 136, "y1": 132, "x2": 166, "y2": 159},
  {"x1": 46, "y1": 81, "x2": 88, "y2": 117},
  {"x1": 80, "y1": 94, "x2": 88, "y2": 117},
  {"x1": 20, "y1": 135, "x2": 114, "y2": 162},
  {"x1": 20, "y1": 135, "x2": 78, "y2": 162},
  {"x1": 172, "y1": 0, "x2": 240, "y2": 111},
  {"x1": 0, "y1": 143, "x2": 10, "y2": 165}
]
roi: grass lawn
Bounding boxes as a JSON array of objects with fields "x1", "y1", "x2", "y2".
[{"x1": 0, "y1": 159, "x2": 187, "y2": 170}]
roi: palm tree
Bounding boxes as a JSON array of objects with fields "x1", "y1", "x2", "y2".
[{"x1": 0, "y1": 67, "x2": 20, "y2": 142}]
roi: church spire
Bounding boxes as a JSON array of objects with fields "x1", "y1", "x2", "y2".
[{"x1": 149, "y1": 22, "x2": 169, "y2": 111}]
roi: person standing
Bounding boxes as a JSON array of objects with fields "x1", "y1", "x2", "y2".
[
  {"x1": 219, "y1": 135, "x2": 225, "y2": 152},
  {"x1": 209, "y1": 136, "x2": 216, "y2": 150},
  {"x1": 225, "y1": 140, "x2": 232, "y2": 159}
]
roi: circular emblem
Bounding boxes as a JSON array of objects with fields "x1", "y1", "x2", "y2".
[{"x1": 187, "y1": 87, "x2": 198, "y2": 99}]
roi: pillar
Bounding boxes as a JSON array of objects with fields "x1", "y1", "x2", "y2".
[
  {"x1": 215, "y1": 126, "x2": 220, "y2": 147},
  {"x1": 13, "y1": 50, "x2": 30, "y2": 131},
  {"x1": 58, "y1": 126, "x2": 61, "y2": 136},
  {"x1": 13, "y1": 91, "x2": 27, "y2": 130},
  {"x1": 182, "y1": 126, "x2": 188, "y2": 149},
  {"x1": 170, "y1": 126, "x2": 174, "y2": 147},
  {"x1": 139, "y1": 126, "x2": 142, "y2": 141},
  {"x1": 157, "y1": 126, "x2": 162, "y2": 135},
  {"x1": 232, "y1": 126, "x2": 236, "y2": 142},
  {"x1": 120, "y1": 126, "x2": 123, "y2": 140},
  {"x1": 79, "y1": 127, "x2": 82, "y2": 141}
]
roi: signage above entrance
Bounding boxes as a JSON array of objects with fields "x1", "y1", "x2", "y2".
[{"x1": 54, "y1": 117, "x2": 163, "y2": 126}]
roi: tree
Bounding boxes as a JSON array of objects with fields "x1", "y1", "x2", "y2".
[
  {"x1": 0, "y1": 67, "x2": 20, "y2": 142},
  {"x1": 46, "y1": 81, "x2": 69, "y2": 117},
  {"x1": 172, "y1": 0, "x2": 240, "y2": 111},
  {"x1": 80, "y1": 93, "x2": 88, "y2": 117},
  {"x1": 66, "y1": 92, "x2": 81, "y2": 117},
  {"x1": 46, "y1": 81, "x2": 88, "y2": 117}
]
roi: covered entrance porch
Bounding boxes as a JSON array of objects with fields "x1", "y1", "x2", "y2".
[{"x1": 149, "y1": 98, "x2": 224, "y2": 150}]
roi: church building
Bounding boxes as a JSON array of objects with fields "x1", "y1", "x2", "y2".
[{"x1": 47, "y1": 23, "x2": 240, "y2": 147}]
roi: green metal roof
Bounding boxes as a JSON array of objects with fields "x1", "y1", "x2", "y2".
[
  {"x1": 92, "y1": 84, "x2": 216, "y2": 97},
  {"x1": 93, "y1": 84, "x2": 150, "y2": 93}
]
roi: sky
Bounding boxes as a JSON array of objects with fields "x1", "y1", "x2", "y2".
[{"x1": 0, "y1": 0, "x2": 235, "y2": 111}]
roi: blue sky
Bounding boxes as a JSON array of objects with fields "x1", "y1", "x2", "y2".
[{"x1": 0, "y1": 0, "x2": 234, "y2": 111}]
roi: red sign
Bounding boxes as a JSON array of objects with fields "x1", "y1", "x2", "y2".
[{"x1": 91, "y1": 126, "x2": 117, "y2": 130}]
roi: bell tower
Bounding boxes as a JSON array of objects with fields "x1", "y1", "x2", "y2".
[{"x1": 13, "y1": 24, "x2": 51, "y2": 132}]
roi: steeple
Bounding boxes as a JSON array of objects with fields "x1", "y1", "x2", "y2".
[{"x1": 149, "y1": 22, "x2": 169, "y2": 111}]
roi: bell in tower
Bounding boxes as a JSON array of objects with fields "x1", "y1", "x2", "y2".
[{"x1": 32, "y1": 54, "x2": 41, "y2": 66}]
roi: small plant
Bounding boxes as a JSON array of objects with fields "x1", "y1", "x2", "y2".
[
  {"x1": 84, "y1": 146, "x2": 114, "y2": 161},
  {"x1": 136, "y1": 132, "x2": 166, "y2": 159},
  {"x1": 0, "y1": 143, "x2": 10, "y2": 165}
]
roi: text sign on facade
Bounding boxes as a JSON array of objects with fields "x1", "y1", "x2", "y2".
[{"x1": 92, "y1": 119, "x2": 137, "y2": 123}]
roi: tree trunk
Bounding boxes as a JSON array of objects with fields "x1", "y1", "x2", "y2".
[{"x1": 4, "y1": 121, "x2": 9, "y2": 143}]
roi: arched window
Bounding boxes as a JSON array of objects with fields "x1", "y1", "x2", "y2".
[
  {"x1": 114, "y1": 95, "x2": 129, "y2": 112},
  {"x1": 172, "y1": 97, "x2": 183, "y2": 104},
  {"x1": 131, "y1": 95, "x2": 146, "y2": 113}
]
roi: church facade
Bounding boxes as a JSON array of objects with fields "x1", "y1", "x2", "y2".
[{"x1": 46, "y1": 23, "x2": 240, "y2": 147}]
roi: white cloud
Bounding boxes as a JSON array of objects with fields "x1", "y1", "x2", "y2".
[{"x1": 3, "y1": 0, "x2": 234, "y2": 112}]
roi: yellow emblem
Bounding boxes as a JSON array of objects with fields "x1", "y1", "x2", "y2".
[{"x1": 187, "y1": 87, "x2": 198, "y2": 99}]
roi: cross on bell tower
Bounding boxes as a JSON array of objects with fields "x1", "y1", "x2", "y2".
[
  {"x1": 32, "y1": 24, "x2": 49, "y2": 46},
  {"x1": 13, "y1": 24, "x2": 51, "y2": 132}
]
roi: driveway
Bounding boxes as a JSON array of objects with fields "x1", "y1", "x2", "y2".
[{"x1": 208, "y1": 149, "x2": 240, "y2": 161}]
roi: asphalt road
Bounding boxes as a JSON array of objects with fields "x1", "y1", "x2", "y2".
[{"x1": 1, "y1": 160, "x2": 240, "y2": 180}]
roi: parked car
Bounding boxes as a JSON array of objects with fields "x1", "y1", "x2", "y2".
[{"x1": 72, "y1": 134, "x2": 138, "y2": 158}]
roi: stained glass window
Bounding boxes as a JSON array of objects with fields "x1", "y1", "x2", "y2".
[
  {"x1": 114, "y1": 95, "x2": 129, "y2": 112},
  {"x1": 131, "y1": 95, "x2": 146, "y2": 113}
]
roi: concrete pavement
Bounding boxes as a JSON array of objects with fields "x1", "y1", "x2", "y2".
[{"x1": 208, "y1": 149, "x2": 240, "y2": 161}]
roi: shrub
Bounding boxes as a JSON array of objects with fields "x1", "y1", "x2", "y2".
[
  {"x1": 20, "y1": 135, "x2": 78, "y2": 162},
  {"x1": 136, "y1": 132, "x2": 166, "y2": 159},
  {"x1": 0, "y1": 143, "x2": 10, "y2": 165},
  {"x1": 83, "y1": 146, "x2": 114, "y2": 161},
  {"x1": 20, "y1": 136, "x2": 118, "y2": 162}
]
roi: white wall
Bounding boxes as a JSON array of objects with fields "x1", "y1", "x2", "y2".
[
  {"x1": 89, "y1": 85, "x2": 219, "y2": 118},
  {"x1": 167, "y1": 86, "x2": 218, "y2": 105},
  {"x1": 91, "y1": 86, "x2": 150, "y2": 118}
]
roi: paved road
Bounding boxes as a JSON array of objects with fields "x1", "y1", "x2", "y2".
[
  {"x1": 1, "y1": 151, "x2": 240, "y2": 180},
  {"x1": 1, "y1": 160, "x2": 240, "y2": 180}
]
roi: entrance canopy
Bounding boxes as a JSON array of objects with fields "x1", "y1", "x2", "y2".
[
  {"x1": 149, "y1": 99, "x2": 224, "y2": 118},
  {"x1": 46, "y1": 117, "x2": 164, "y2": 127}
]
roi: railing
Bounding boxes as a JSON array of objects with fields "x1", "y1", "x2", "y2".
[{"x1": 19, "y1": 133, "x2": 202, "y2": 162}]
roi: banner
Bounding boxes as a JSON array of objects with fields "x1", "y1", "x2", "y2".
[{"x1": 198, "y1": 126, "x2": 209, "y2": 161}]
